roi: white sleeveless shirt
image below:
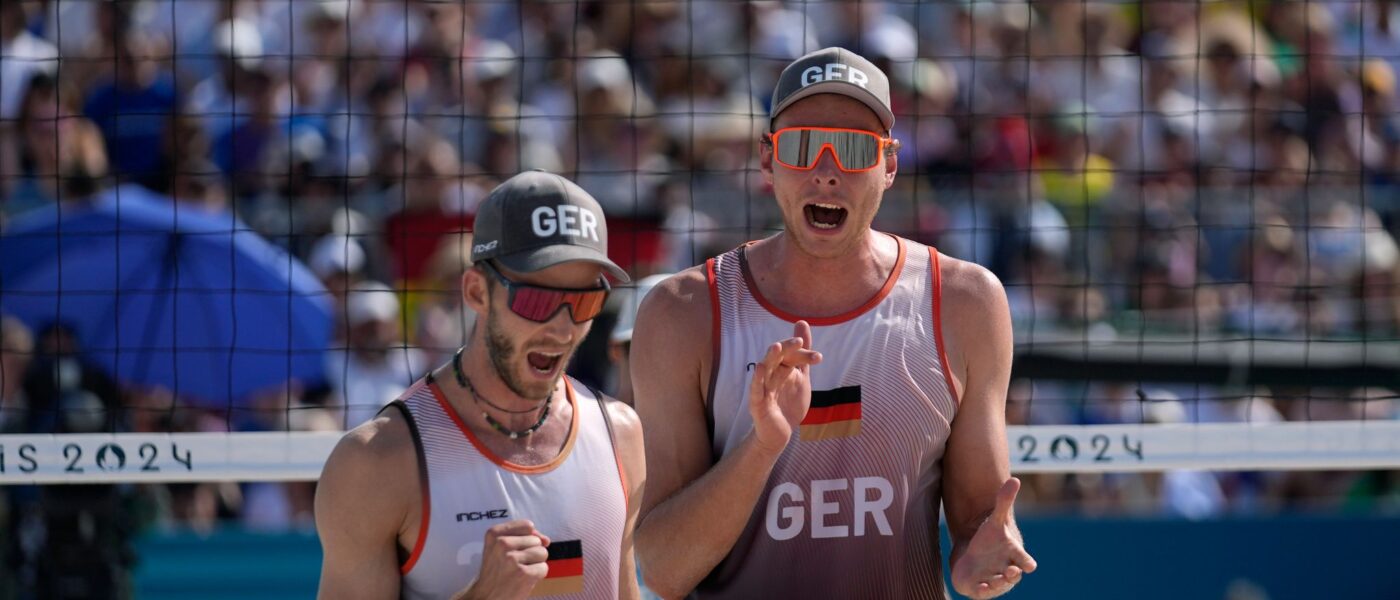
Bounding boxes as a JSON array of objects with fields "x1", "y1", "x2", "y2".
[
  {"x1": 699, "y1": 236, "x2": 960, "y2": 599},
  {"x1": 390, "y1": 375, "x2": 627, "y2": 599}
]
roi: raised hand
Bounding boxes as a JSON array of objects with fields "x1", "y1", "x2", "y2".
[
  {"x1": 748, "y1": 320, "x2": 823, "y2": 455},
  {"x1": 951, "y1": 478, "x2": 1038, "y2": 599},
  {"x1": 459, "y1": 519, "x2": 552, "y2": 600}
]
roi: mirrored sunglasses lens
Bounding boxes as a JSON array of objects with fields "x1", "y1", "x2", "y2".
[
  {"x1": 775, "y1": 130, "x2": 810, "y2": 167},
  {"x1": 568, "y1": 290, "x2": 608, "y2": 322},
  {"x1": 511, "y1": 287, "x2": 567, "y2": 322},
  {"x1": 828, "y1": 131, "x2": 880, "y2": 170},
  {"x1": 776, "y1": 130, "x2": 880, "y2": 170}
]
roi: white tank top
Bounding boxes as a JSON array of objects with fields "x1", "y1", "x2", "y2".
[
  {"x1": 700, "y1": 235, "x2": 960, "y2": 599},
  {"x1": 391, "y1": 375, "x2": 627, "y2": 599}
]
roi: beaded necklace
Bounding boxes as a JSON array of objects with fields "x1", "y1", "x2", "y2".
[{"x1": 452, "y1": 348, "x2": 551, "y2": 439}]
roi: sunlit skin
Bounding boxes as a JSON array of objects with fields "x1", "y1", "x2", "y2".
[
  {"x1": 459, "y1": 260, "x2": 603, "y2": 430},
  {"x1": 762, "y1": 94, "x2": 898, "y2": 260},
  {"x1": 750, "y1": 94, "x2": 903, "y2": 319},
  {"x1": 760, "y1": 94, "x2": 1031, "y2": 600},
  {"x1": 632, "y1": 87, "x2": 1034, "y2": 599},
  {"x1": 315, "y1": 255, "x2": 646, "y2": 600}
]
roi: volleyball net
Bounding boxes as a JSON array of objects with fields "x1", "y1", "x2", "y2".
[{"x1": 0, "y1": 2, "x2": 1395, "y2": 494}]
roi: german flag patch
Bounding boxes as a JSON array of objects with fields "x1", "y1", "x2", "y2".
[
  {"x1": 799, "y1": 386, "x2": 862, "y2": 441},
  {"x1": 530, "y1": 539, "x2": 583, "y2": 596}
]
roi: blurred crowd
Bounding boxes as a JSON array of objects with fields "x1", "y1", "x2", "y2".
[{"x1": 2, "y1": 0, "x2": 1400, "y2": 589}]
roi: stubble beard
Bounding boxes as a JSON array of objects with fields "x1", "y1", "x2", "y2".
[{"x1": 485, "y1": 308, "x2": 568, "y2": 402}]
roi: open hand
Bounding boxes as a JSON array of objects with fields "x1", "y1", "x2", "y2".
[
  {"x1": 748, "y1": 320, "x2": 822, "y2": 455},
  {"x1": 951, "y1": 478, "x2": 1037, "y2": 599}
]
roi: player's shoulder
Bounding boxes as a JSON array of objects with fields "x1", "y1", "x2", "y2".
[
  {"x1": 576, "y1": 380, "x2": 643, "y2": 442},
  {"x1": 934, "y1": 250, "x2": 1009, "y2": 315},
  {"x1": 593, "y1": 392, "x2": 645, "y2": 496},
  {"x1": 321, "y1": 406, "x2": 418, "y2": 502},
  {"x1": 601, "y1": 395, "x2": 642, "y2": 442},
  {"x1": 641, "y1": 264, "x2": 710, "y2": 313},
  {"x1": 633, "y1": 264, "x2": 711, "y2": 340},
  {"x1": 315, "y1": 406, "x2": 420, "y2": 552},
  {"x1": 335, "y1": 405, "x2": 416, "y2": 461}
]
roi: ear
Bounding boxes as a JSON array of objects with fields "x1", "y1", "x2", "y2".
[
  {"x1": 759, "y1": 133, "x2": 775, "y2": 186},
  {"x1": 462, "y1": 266, "x2": 490, "y2": 317},
  {"x1": 883, "y1": 138, "x2": 900, "y2": 189}
]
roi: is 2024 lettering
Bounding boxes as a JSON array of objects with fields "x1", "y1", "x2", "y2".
[
  {"x1": 1016, "y1": 433, "x2": 1144, "y2": 464},
  {"x1": 0, "y1": 442, "x2": 192, "y2": 474}
]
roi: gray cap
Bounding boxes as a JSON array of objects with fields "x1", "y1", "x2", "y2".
[
  {"x1": 770, "y1": 47, "x2": 894, "y2": 132},
  {"x1": 471, "y1": 170, "x2": 630, "y2": 283}
]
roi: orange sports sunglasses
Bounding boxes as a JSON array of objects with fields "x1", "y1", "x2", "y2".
[{"x1": 768, "y1": 127, "x2": 892, "y2": 173}]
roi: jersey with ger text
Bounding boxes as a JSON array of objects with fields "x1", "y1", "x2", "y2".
[{"x1": 698, "y1": 236, "x2": 960, "y2": 599}]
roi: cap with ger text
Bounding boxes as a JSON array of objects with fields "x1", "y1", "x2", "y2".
[
  {"x1": 470, "y1": 170, "x2": 630, "y2": 283},
  {"x1": 770, "y1": 47, "x2": 894, "y2": 131}
]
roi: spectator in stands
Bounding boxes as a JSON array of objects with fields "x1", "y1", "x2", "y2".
[
  {"x1": 187, "y1": 16, "x2": 265, "y2": 141},
  {"x1": 412, "y1": 234, "x2": 478, "y2": 368},
  {"x1": 324, "y1": 282, "x2": 424, "y2": 428},
  {"x1": 309, "y1": 234, "x2": 369, "y2": 316},
  {"x1": 212, "y1": 68, "x2": 287, "y2": 197},
  {"x1": 0, "y1": 3, "x2": 57, "y2": 123},
  {"x1": 0, "y1": 316, "x2": 33, "y2": 435},
  {"x1": 83, "y1": 28, "x2": 178, "y2": 187},
  {"x1": 3, "y1": 73, "x2": 108, "y2": 218}
]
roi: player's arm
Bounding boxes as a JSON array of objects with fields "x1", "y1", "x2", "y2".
[
  {"x1": 316, "y1": 411, "x2": 552, "y2": 600},
  {"x1": 632, "y1": 268, "x2": 818, "y2": 598},
  {"x1": 606, "y1": 398, "x2": 647, "y2": 600},
  {"x1": 938, "y1": 257, "x2": 1037, "y2": 599},
  {"x1": 315, "y1": 416, "x2": 416, "y2": 599}
]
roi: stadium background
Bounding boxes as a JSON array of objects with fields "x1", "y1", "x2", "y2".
[{"x1": 0, "y1": 0, "x2": 1398, "y2": 598}]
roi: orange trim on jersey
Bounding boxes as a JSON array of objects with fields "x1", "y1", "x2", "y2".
[
  {"x1": 400, "y1": 483, "x2": 430, "y2": 575},
  {"x1": 613, "y1": 448, "x2": 629, "y2": 509},
  {"x1": 930, "y1": 248, "x2": 961, "y2": 406},
  {"x1": 428, "y1": 378, "x2": 582, "y2": 475},
  {"x1": 705, "y1": 257, "x2": 721, "y2": 410},
  {"x1": 600, "y1": 393, "x2": 630, "y2": 510},
  {"x1": 742, "y1": 235, "x2": 907, "y2": 326},
  {"x1": 396, "y1": 390, "x2": 431, "y2": 576}
]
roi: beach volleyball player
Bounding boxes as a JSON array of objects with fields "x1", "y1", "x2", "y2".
[
  {"x1": 315, "y1": 171, "x2": 644, "y2": 600},
  {"x1": 631, "y1": 48, "x2": 1036, "y2": 599}
]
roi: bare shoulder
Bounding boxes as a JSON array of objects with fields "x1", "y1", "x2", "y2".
[
  {"x1": 632, "y1": 264, "x2": 712, "y2": 366},
  {"x1": 317, "y1": 408, "x2": 418, "y2": 522},
  {"x1": 314, "y1": 406, "x2": 419, "y2": 596},
  {"x1": 934, "y1": 253, "x2": 1012, "y2": 398},
  {"x1": 602, "y1": 396, "x2": 643, "y2": 443},
  {"x1": 636, "y1": 265, "x2": 711, "y2": 330},
  {"x1": 936, "y1": 252, "x2": 1009, "y2": 320},
  {"x1": 327, "y1": 407, "x2": 416, "y2": 473}
]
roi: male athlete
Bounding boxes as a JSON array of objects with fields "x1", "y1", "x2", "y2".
[
  {"x1": 632, "y1": 48, "x2": 1036, "y2": 598},
  {"x1": 316, "y1": 170, "x2": 645, "y2": 600}
]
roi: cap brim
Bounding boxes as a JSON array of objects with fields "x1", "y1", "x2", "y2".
[
  {"x1": 770, "y1": 82, "x2": 895, "y2": 131},
  {"x1": 496, "y1": 244, "x2": 632, "y2": 284}
]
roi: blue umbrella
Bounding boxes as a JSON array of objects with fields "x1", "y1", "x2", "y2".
[{"x1": 0, "y1": 185, "x2": 332, "y2": 407}]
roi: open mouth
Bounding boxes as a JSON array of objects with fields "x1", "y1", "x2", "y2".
[
  {"x1": 526, "y1": 351, "x2": 563, "y2": 375},
  {"x1": 804, "y1": 203, "x2": 848, "y2": 230}
]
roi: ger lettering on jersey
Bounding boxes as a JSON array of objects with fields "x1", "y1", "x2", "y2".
[{"x1": 697, "y1": 236, "x2": 959, "y2": 598}]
